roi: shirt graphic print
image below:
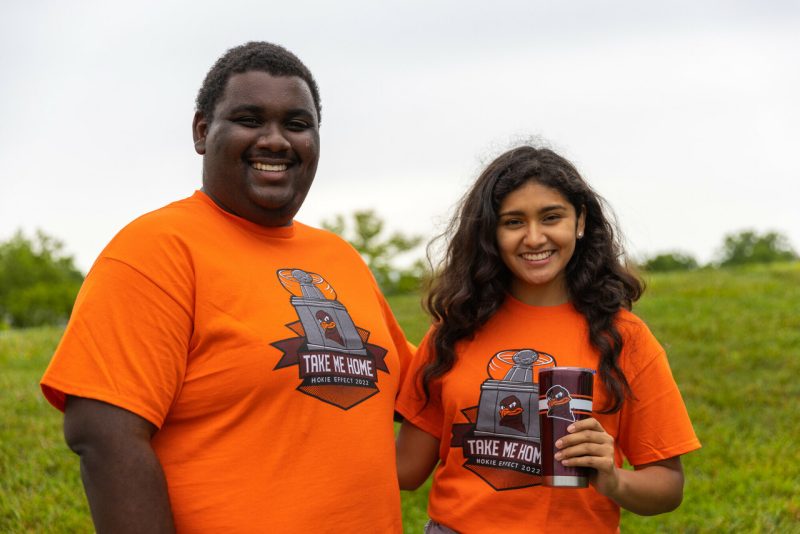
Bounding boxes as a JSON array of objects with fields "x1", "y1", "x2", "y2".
[
  {"x1": 451, "y1": 348, "x2": 561, "y2": 491},
  {"x1": 271, "y1": 268, "x2": 390, "y2": 409}
]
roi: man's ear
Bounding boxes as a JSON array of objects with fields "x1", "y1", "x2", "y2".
[{"x1": 192, "y1": 111, "x2": 209, "y2": 155}]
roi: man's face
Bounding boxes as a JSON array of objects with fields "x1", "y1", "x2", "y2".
[{"x1": 193, "y1": 71, "x2": 320, "y2": 227}]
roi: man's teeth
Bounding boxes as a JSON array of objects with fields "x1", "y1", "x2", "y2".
[
  {"x1": 252, "y1": 162, "x2": 288, "y2": 172},
  {"x1": 522, "y1": 251, "x2": 554, "y2": 261}
]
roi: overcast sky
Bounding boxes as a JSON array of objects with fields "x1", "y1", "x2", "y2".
[{"x1": 2, "y1": 0, "x2": 798, "y2": 272}]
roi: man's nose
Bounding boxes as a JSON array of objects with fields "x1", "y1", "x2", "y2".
[{"x1": 256, "y1": 124, "x2": 291, "y2": 152}]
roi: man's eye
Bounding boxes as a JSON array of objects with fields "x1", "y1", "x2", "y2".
[
  {"x1": 235, "y1": 117, "x2": 260, "y2": 127},
  {"x1": 286, "y1": 119, "x2": 311, "y2": 131}
]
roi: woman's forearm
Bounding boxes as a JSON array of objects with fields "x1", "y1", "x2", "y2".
[
  {"x1": 396, "y1": 421, "x2": 440, "y2": 490},
  {"x1": 604, "y1": 458, "x2": 685, "y2": 516}
]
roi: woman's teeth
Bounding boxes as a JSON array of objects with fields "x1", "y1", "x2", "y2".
[{"x1": 521, "y1": 251, "x2": 554, "y2": 261}]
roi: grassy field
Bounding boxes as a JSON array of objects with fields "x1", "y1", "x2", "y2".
[{"x1": 1, "y1": 263, "x2": 799, "y2": 532}]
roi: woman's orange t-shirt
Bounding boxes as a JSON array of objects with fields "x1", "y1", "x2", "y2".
[{"x1": 397, "y1": 297, "x2": 700, "y2": 534}]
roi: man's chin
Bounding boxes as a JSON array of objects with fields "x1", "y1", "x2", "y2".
[{"x1": 249, "y1": 200, "x2": 301, "y2": 226}]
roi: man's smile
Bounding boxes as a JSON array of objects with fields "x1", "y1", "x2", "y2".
[{"x1": 251, "y1": 162, "x2": 288, "y2": 172}]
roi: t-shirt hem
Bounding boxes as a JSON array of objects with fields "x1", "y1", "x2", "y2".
[
  {"x1": 395, "y1": 401, "x2": 443, "y2": 440},
  {"x1": 626, "y1": 439, "x2": 702, "y2": 466},
  {"x1": 40, "y1": 378, "x2": 165, "y2": 428}
]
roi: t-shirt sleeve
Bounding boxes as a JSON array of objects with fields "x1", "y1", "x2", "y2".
[
  {"x1": 40, "y1": 256, "x2": 193, "y2": 428},
  {"x1": 395, "y1": 328, "x2": 444, "y2": 439},
  {"x1": 374, "y1": 292, "x2": 415, "y2": 392},
  {"x1": 616, "y1": 321, "x2": 701, "y2": 465}
]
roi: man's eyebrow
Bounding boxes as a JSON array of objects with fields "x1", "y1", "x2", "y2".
[
  {"x1": 228, "y1": 104, "x2": 262, "y2": 113},
  {"x1": 285, "y1": 108, "x2": 317, "y2": 119},
  {"x1": 225, "y1": 105, "x2": 316, "y2": 122}
]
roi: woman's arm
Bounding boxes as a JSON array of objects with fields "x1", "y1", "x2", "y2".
[
  {"x1": 555, "y1": 417, "x2": 685, "y2": 515},
  {"x1": 396, "y1": 420, "x2": 441, "y2": 490}
]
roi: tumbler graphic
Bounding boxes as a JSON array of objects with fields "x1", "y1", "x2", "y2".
[{"x1": 538, "y1": 367, "x2": 594, "y2": 488}]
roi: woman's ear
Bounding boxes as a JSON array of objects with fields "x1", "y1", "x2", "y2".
[
  {"x1": 192, "y1": 111, "x2": 208, "y2": 155},
  {"x1": 577, "y1": 206, "x2": 587, "y2": 238}
]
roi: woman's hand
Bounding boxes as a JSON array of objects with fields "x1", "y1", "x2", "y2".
[
  {"x1": 554, "y1": 416, "x2": 686, "y2": 515},
  {"x1": 554, "y1": 417, "x2": 620, "y2": 498}
]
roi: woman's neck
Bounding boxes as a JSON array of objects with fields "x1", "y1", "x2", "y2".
[{"x1": 509, "y1": 278, "x2": 570, "y2": 307}]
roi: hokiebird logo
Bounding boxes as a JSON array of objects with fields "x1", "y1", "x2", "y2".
[
  {"x1": 449, "y1": 349, "x2": 556, "y2": 491},
  {"x1": 271, "y1": 269, "x2": 389, "y2": 409}
]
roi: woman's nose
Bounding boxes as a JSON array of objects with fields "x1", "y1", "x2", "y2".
[{"x1": 523, "y1": 224, "x2": 546, "y2": 246}]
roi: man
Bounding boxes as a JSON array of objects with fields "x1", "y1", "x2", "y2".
[{"x1": 41, "y1": 42, "x2": 410, "y2": 533}]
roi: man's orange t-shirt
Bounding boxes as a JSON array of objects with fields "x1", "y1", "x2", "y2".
[
  {"x1": 396, "y1": 296, "x2": 700, "y2": 534},
  {"x1": 41, "y1": 191, "x2": 410, "y2": 533}
]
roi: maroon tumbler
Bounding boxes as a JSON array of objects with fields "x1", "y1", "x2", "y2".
[{"x1": 538, "y1": 367, "x2": 594, "y2": 488}]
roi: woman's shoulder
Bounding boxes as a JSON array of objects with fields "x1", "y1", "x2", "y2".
[
  {"x1": 615, "y1": 309, "x2": 666, "y2": 374},
  {"x1": 614, "y1": 308, "x2": 650, "y2": 333}
]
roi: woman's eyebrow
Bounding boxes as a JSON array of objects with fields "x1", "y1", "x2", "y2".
[
  {"x1": 499, "y1": 204, "x2": 568, "y2": 217},
  {"x1": 538, "y1": 204, "x2": 569, "y2": 214}
]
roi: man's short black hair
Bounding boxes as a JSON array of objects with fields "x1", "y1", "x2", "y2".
[{"x1": 195, "y1": 41, "x2": 321, "y2": 123}]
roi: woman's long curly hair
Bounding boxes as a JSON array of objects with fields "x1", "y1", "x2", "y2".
[{"x1": 422, "y1": 145, "x2": 643, "y2": 413}]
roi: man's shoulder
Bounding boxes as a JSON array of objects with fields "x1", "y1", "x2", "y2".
[
  {"x1": 125, "y1": 193, "x2": 206, "y2": 231},
  {"x1": 291, "y1": 221, "x2": 377, "y2": 278},
  {"x1": 293, "y1": 221, "x2": 361, "y2": 253},
  {"x1": 99, "y1": 194, "x2": 207, "y2": 263}
]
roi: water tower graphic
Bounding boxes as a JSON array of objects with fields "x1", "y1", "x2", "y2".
[
  {"x1": 278, "y1": 268, "x2": 367, "y2": 356},
  {"x1": 474, "y1": 349, "x2": 554, "y2": 442}
]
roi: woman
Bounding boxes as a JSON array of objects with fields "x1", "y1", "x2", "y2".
[{"x1": 396, "y1": 145, "x2": 700, "y2": 533}]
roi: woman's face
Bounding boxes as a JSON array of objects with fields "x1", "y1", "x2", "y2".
[{"x1": 495, "y1": 181, "x2": 585, "y2": 306}]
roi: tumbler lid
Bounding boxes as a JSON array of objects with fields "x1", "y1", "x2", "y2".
[{"x1": 538, "y1": 366, "x2": 595, "y2": 374}]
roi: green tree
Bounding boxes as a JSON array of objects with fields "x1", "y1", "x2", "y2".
[
  {"x1": 718, "y1": 229, "x2": 798, "y2": 267},
  {"x1": 0, "y1": 230, "x2": 84, "y2": 328},
  {"x1": 322, "y1": 210, "x2": 426, "y2": 295},
  {"x1": 641, "y1": 251, "x2": 699, "y2": 272}
]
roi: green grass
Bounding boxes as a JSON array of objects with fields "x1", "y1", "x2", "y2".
[
  {"x1": 0, "y1": 327, "x2": 92, "y2": 532},
  {"x1": 2, "y1": 263, "x2": 799, "y2": 532},
  {"x1": 622, "y1": 262, "x2": 800, "y2": 532},
  {"x1": 386, "y1": 293, "x2": 430, "y2": 344}
]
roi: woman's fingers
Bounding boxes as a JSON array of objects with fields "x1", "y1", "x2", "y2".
[
  {"x1": 555, "y1": 427, "x2": 613, "y2": 450},
  {"x1": 555, "y1": 441, "x2": 610, "y2": 460},
  {"x1": 553, "y1": 417, "x2": 615, "y2": 471}
]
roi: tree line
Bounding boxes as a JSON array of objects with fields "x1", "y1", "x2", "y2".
[
  {"x1": 0, "y1": 231, "x2": 83, "y2": 329},
  {"x1": 641, "y1": 230, "x2": 798, "y2": 272},
  {"x1": 1, "y1": 218, "x2": 796, "y2": 328}
]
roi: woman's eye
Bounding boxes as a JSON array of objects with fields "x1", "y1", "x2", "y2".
[{"x1": 502, "y1": 219, "x2": 523, "y2": 227}]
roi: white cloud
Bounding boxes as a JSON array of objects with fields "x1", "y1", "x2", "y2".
[{"x1": 1, "y1": 0, "x2": 798, "y2": 270}]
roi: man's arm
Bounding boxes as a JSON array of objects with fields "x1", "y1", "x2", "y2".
[{"x1": 64, "y1": 396, "x2": 176, "y2": 534}]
